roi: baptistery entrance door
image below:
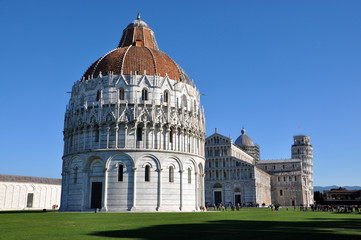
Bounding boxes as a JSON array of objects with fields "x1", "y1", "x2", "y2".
[{"x1": 91, "y1": 182, "x2": 102, "y2": 209}]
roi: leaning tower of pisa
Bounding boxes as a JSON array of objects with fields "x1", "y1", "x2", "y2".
[{"x1": 291, "y1": 135, "x2": 314, "y2": 205}]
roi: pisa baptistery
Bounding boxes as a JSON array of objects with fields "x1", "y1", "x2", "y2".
[{"x1": 59, "y1": 15, "x2": 206, "y2": 212}]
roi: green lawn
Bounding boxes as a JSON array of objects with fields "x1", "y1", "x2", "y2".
[{"x1": 0, "y1": 208, "x2": 360, "y2": 240}]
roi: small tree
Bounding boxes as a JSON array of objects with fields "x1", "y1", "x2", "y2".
[{"x1": 314, "y1": 191, "x2": 323, "y2": 204}]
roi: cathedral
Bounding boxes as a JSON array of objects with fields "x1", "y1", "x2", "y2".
[
  {"x1": 204, "y1": 128, "x2": 314, "y2": 207},
  {"x1": 60, "y1": 15, "x2": 206, "y2": 212}
]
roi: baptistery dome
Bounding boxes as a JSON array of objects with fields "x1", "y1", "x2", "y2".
[
  {"x1": 82, "y1": 14, "x2": 190, "y2": 84},
  {"x1": 60, "y1": 15, "x2": 206, "y2": 212}
]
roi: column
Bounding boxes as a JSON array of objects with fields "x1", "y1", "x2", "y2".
[
  {"x1": 124, "y1": 124, "x2": 128, "y2": 148},
  {"x1": 180, "y1": 129, "x2": 184, "y2": 152},
  {"x1": 150, "y1": 126, "x2": 155, "y2": 149},
  {"x1": 159, "y1": 126, "x2": 163, "y2": 150},
  {"x1": 157, "y1": 168, "x2": 163, "y2": 211},
  {"x1": 200, "y1": 173, "x2": 205, "y2": 209},
  {"x1": 165, "y1": 128, "x2": 170, "y2": 150},
  {"x1": 83, "y1": 129, "x2": 86, "y2": 151},
  {"x1": 194, "y1": 172, "x2": 198, "y2": 210},
  {"x1": 179, "y1": 170, "x2": 184, "y2": 211},
  {"x1": 184, "y1": 132, "x2": 187, "y2": 152},
  {"x1": 59, "y1": 171, "x2": 68, "y2": 211},
  {"x1": 131, "y1": 167, "x2": 137, "y2": 211},
  {"x1": 90, "y1": 126, "x2": 93, "y2": 149},
  {"x1": 81, "y1": 169, "x2": 89, "y2": 210},
  {"x1": 115, "y1": 124, "x2": 119, "y2": 149},
  {"x1": 175, "y1": 129, "x2": 178, "y2": 151},
  {"x1": 102, "y1": 167, "x2": 108, "y2": 212},
  {"x1": 98, "y1": 126, "x2": 102, "y2": 149},
  {"x1": 106, "y1": 126, "x2": 110, "y2": 149},
  {"x1": 143, "y1": 126, "x2": 147, "y2": 149},
  {"x1": 134, "y1": 124, "x2": 137, "y2": 149},
  {"x1": 77, "y1": 129, "x2": 81, "y2": 152}
]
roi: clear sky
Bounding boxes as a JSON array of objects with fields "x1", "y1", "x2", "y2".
[{"x1": 0, "y1": 0, "x2": 360, "y2": 186}]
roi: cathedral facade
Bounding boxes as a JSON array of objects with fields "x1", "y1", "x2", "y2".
[
  {"x1": 205, "y1": 128, "x2": 313, "y2": 207},
  {"x1": 60, "y1": 15, "x2": 206, "y2": 212}
]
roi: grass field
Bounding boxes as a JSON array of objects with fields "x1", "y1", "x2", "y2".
[{"x1": 0, "y1": 208, "x2": 360, "y2": 240}]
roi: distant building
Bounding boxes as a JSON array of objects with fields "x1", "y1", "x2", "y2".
[
  {"x1": 323, "y1": 189, "x2": 361, "y2": 205},
  {"x1": 205, "y1": 128, "x2": 314, "y2": 207},
  {"x1": 0, "y1": 175, "x2": 61, "y2": 210}
]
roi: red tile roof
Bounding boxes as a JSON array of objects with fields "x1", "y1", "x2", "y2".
[{"x1": 82, "y1": 17, "x2": 190, "y2": 84}]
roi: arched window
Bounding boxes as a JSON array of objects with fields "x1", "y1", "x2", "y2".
[
  {"x1": 145, "y1": 165, "x2": 150, "y2": 182},
  {"x1": 280, "y1": 190, "x2": 283, "y2": 196},
  {"x1": 182, "y1": 95, "x2": 187, "y2": 108},
  {"x1": 163, "y1": 90, "x2": 169, "y2": 103},
  {"x1": 169, "y1": 166, "x2": 174, "y2": 182},
  {"x1": 142, "y1": 88, "x2": 148, "y2": 101},
  {"x1": 169, "y1": 130, "x2": 173, "y2": 143},
  {"x1": 188, "y1": 168, "x2": 192, "y2": 184},
  {"x1": 94, "y1": 127, "x2": 99, "y2": 142},
  {"x1": 119, "y1": 88, "x2": 125, "y2": 100},
  {"x1": 137, "y1": 127, "x2": 142, "y2": 141},
  {"x1": 193, "y1": 100, "x2": 196, "y2": 110},
  {"x1": 74, "y1": 167, "x2": 78, "y2": 184},
  {"x1": 118, "y1": 165, "x2": 124, "y2": 182},
  {"x1": 96, "y1": 90, "x2": 101, "y2": 101}
]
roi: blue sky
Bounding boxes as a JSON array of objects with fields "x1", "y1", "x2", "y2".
[{"x1": 0, "y1": 0, "x2": 360, "y2": 186}]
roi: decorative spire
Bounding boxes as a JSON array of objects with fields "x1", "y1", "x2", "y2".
[{"x1": 137, "y1": 12, "x2": 141, "y2": 20}]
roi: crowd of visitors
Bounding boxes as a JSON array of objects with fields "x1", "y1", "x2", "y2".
[{"x1": 204, "y1": 202, "x2": 360, "y2": 213}]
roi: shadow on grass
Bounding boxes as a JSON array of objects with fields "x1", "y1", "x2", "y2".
[
  {"x1": 0, "y1": 210, "x2": 58, "y2": 214},
  {"x1": 89, "y1": 218, "x2": 361, "y2": 240}
]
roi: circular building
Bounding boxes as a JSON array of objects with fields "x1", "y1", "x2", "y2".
[{"x1": 60, "y1": 15, "x2": 206, "y2": 212}]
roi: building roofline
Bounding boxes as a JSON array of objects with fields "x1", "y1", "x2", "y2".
[{"x1": 0, "y1": 174, "x2": 62, "y2": 185}]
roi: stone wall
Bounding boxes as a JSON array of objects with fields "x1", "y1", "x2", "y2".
[
  {"x1": 254, "y1": 167, "x2": 271, "y2": 205},
  {"x1": 0, "y1": 177, "x2": 61, "y2": 210},
  {"x1": 61, "y1": 150, "x2": 204, "y2": 212}
]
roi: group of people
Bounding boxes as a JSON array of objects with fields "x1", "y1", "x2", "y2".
[
  {"x1": 205, "y1": 203, "x2": 243, "y2": 211},
  {"x1": 311, "y1": 204, "x2": 360, "y2": 213}
]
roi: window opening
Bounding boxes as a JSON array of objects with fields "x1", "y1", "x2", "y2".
[
  {"x1": 164, "y1": 91, "x2": 169, "y2": 103},
  {"x1": 119, "y1": 88, "x2": 125, "y2": 100},
  {"x1": 137, "y1": 127, "x2": 142, "y2": 141},
  {"x1": 27, "y1": 193, "x2": 34, "y2": 208},
  {"x1": 188, "y1": 168, "x2": 192, "y2": 184},
  {"x1": 142, "y1": 89, "x2": 148, "y2": 101},
  {"x1": 169, "y1": 166, "x2": 174, "y2": 182},
  {"x1": 118, "y1": 165, "x2": 124, "y2": 182},
  {"x1": 145, "y1": 165, "x2": 150, "y2": 182},
  {"x1": 96, "y1": 90, "x2": 101, "y2": 101}
]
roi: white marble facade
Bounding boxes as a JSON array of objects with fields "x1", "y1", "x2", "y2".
[
  {"x1": 0, "y1": 175, "x2": 61, "y2": 210},
  {"x1": 204, "y1": 130, "x2": 271, "y2": 206},
  {"x1": 60, "y1": 17, "x2": 206, "y2": 212},
  {"x1": 205, "y1": 129, "x2": 313, "y2": 207}
]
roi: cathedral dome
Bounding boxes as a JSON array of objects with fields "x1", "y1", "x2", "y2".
[
  {"x1": 235, "y1": 128, "x2": 255, "y2": 147},
  {"x1": 82, "y1": 14, "x2": 191, "y2": 84}
]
